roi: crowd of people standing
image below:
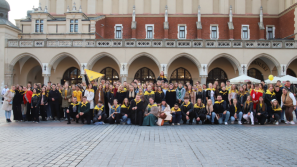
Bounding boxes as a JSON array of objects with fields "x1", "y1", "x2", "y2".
[{"x1": 2, "y1": 71, "x2": 297, "y2": 126}]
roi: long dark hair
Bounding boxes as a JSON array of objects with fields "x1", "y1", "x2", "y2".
[{"x1": 257, "y1": 96, "x2": 265, "y2": 112}]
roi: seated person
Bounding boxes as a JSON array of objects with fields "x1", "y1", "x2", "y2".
[
  {"x1": 93, "y1": 100, "x2": 106, "y2": 124},
  {"x1": 213, "y1": 95, "x2": 230, "y2": 125},
  {"x1": 242, "y1": 95, "x2": 254, "y2": 125},
  {"x1": 271, "y1": 99, "x2": 281, "y2": 125},
  {"x1": 171, "y1": 103, "x2": 182, "y2": 126},
  {"x1": 181, "y1": 97, "x2": 194, "y2": 125},
  {"x1": 66, "y1": 97, "x2": 80, "y2": 124},
  {"x1": 193, "y1": 98, "x2": 206, "y2": 125},
  {"x1": 157, "y1": 99, "x2": 172, "y2": 126},
  {"x1": 121, "y1": 98, "x2": 131, "y2": 125},
  {"x1": 229, "y1": 98, "x2": 243, "y2": 125},
  {"x1": 108, "y1": 99, "x2": 121, "y2": 124},
  {"x1": 143, "y1": 98, "x2": 159, "y2": 126},
  {"x1": 76, "y1": 96, "x2": 91, "y2": 124},
  {"x1": 256, "y1": 96, "x2": 267, "y2": 125}
]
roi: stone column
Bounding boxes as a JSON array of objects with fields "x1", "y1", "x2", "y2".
[
  {"x1": 120, "y1": 63, "x2": 128, "y2": 82},
  {"x1": 200, "y1": 75, "x2": 208, "y2": 85},
  {"x1": 42, "y1": 63, "x2": 51, "y2": 85},
  {"x1": 5, "y1": 74, "x2": 13, "y2": 87},
  {"x1": 121, "y1": 74, "x2": 128, "y2": 83},
  {"x1": 199, "y1": 64, "x2": 208, "y2": 85},
  {"x1": 240, "y1": 64, "x2": 247, "y2": 76},
  {"x1": 80, "y1": 63, "x2": 88, "y2": 83},
  {"x1": 43, "y1": 74, "x2": 50, "y2": 85}
]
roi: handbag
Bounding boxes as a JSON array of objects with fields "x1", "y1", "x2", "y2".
[{"x1": 9, "y1": 100, "x2": 13, "y2": 105}]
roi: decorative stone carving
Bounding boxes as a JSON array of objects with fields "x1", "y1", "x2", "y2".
[
  {"x1": 218, "y1": 41, "x2": 231, "y2": 47},
  {"x1": 193, "y1": 41, "x2": 203, "y2": 47},
  {"x1": 97, "y1": 41, "x2": 111, "y2": 47},
  {"x1": 125, "y1": 41, "x2": 135, "y2": 47},
  {"x1": 58, "y1": 41, "x2": 71, "y2": 47},
  {"x1": 166, "y1": 41, "x2": 175, "y2": 47},
  {"x1": 8, "y1": 41, "x2": 18, "y2": 47},
  {"x1": 20, "y1": 41, "x2": 33, "y2": 47},
  {"x1": 35, "y1": 41, "x2": 44, "y2": 47},
  {"x1": 177, "y1": 41, "x2": 191, "y2": 47},
  {"x1": 152, "y1": 41, "x2": 162, "y2": 47},
  {"x1": 112, "y1": 41, "x2": 122, "y2": 47},
  {"x1": 73, "y1": 41, "x2": 83, "y2": 47},
  {"x1": 47, "y1": 41, "x2": 57, "y2": 47},
  {"x1": 137, "y1": 41, "x2": 151, "y2": 47}
]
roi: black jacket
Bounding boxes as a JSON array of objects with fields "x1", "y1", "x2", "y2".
[
  {"x1": 120, "y1": 104, "x2": 130, "y2": 116},
  {"x1": 31, "y1": 95, "x2": 41, "y2": 108},
  {"x1": 237, "y1": 93, "x2": 247, "y2": 106},
  {"x1": 126, "y1": 91, "x2": 136, "y2": 103},
  {"x1": 229, "y1": 103, "x2": 242, "y2": 117},
  {"x1": 105, "y1": 91, "x2": 114, "y2": 104},
  {"x1": 219, "y1": 90, "x2": 229, "y2": 103},
  {"x1": 213, "y1": 100, "x2": 227, "y2": 114},
  {"x1": 116, "y1": 91, "x2": 127, "y2": 104},
  {"x1": 256, "y1": 103, "x2": 267, "y2": 117},
  {"x1": 196, "y1": 90, "x2": 206, "y2": 104},
  {"x1": 40, "y1": 93, "x2": 48, "y2": 105},
  {"x1": 155, "y1": 91, "x2": 164, "y2": 104},
  {"x1": 242, "y1": 101, "x2": 254, "y2": 114},
  {"x1": 193, "y1": 104, "x2": 206, "y2": 117},
  {"x1": 180, "y1": 102, "x2": 193, "y2": 116},
  {"x1": 68, "y1": 102, "x2": 79, "y2": 113},
  {"x1": 205, "y1": 88, "x2": 216, "y2": 100},
  {"x1": 265, "y1": 91, "x2": 275, "y2": 107},
  {"x1": 48, "y1": 89, "x2": 60, "y2": 104},
  {"x1": 165, "y1": 89, "x2": 176, "y2": 108},
  {"x1": 157, "y1": 76, "x2": 168, "y2": 83}
]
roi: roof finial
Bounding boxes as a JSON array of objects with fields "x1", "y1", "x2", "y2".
[
  {"x1": 44, "y1": 6, "x2": 48, "y2": 13},
  {"x1": 67, "y1": 6, "x2": 70, "y2": 12},
  {"x1": 79, "y1": 5, "x2": 82, "y2": 12},
  {"x1": 72, "y1": 2, "x2": 76, "y2": 11}
]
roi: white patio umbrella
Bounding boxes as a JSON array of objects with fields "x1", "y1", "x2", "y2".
[
  {"x1": 229, "y1": 75, "x2": 261, "y2": 84},
  {"x1": 264, "y1": 76, "x2": 281, "y2": 84},
  {"x1": 279, "y1": 75, "x2": 297, "y2": 84}
]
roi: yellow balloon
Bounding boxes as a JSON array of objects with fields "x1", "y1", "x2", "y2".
[{"x1": 268, "y1": 75, "x2": 274, "y2": 81}]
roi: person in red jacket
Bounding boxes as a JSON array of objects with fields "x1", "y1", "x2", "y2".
[
  {"x1": 250, "y1": 84, "x2": 263, "y2": 110},
  {"x1": 23, "y1": 87, "x2": 33, "y2": 121}
]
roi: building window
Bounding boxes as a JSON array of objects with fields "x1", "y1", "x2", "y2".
[
  {"x1": 134, "y1": 67, "x2": 156, "y2": 84},
  {"x1": 170, "y1": 67, "x2": 192, "y2": 85},
  {"x1": 114, "y1": 24, "x2": 123, "y2": 39},
  {"x1": 178, "y1": 25, "x2": 187, "y2": 39},
  {"x1": 207, "y1": 68, "x2": 228, "y2": 84},
  {"x1": 210, "y1": 25, "x2": 218, "y2": 39},
  {"x1": 35, "y1": 19, "x2": 43, "y2": 33},
  {"x1": 248, "y1": 68, "x2": 264, "y2": 81},
  {"x1": 62, "y1": 67, "x2": 82, "y2": 85},
  {"x1": 241, "y1": 25, "x2": 250, "y2": 40},
  {"x1": 145, "y1": 24, "x2": 154, "y2": 39},
  {"x1": 266, "y1": 26, "x2": 275, "y2": 40},
  {"x1": 70, "y1": 19, "x2": 78, "y2": 32},
  {"x1": 100, "y1": 67, "x2": 119, "y2": 83}
]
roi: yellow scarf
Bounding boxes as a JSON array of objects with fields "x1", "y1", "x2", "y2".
[
  {"x1": 134, "y1": 99, "x2": 141, "y2": 105},
  {"x1": 219, "y1": 90, "x2": 228, "y2": 95},
  {"x1": 260, "y1": 103, "x2": 262, "y2": 108},
  {"x1": 167, "y1": 89, "x2": 176, "y2": 92},
  {"x1": 111, "y1": 105, "x2": 120, "y2": 111},
  {"x1": 144, "y1": 91, "x2": 155, "y2": 96},
  {"x1": 10, "y1": 89, "x2": 15, "y2": 93},
  {"x1": 158, "y1": 91, "x2": 163, "y2": 94},
  {"x1": 71, "y1": 102, "x2": 80, "y2": 106},
  {"x1": 94, "y1": 105, "x2": 104, "y2": 110},
  {"x1": 81, "y1": 101, "x2": 88, "y2": 107},
  {"x1": 197, "y1": 89, "x2": 203, "y2": 92},
  {"x1": 121, "y1": 104, "x2": 129, "y2": 110},
  {"x1": 148, "y1": 103, "x2": 158, "y2": 108},
  {"x1": 32, "y1": 93, "x2": 39, "y2": 97},
  {"x1": 183, "y1": 102, "x2": 191, "y2": 107},
  {"x1": 86, "y1": 89, "x2": 94, "y2": 93},
  {"x1": 65, "y1": 89, "x2": 67, "y2": 97},
  {"x1": 229, "y1": 90, "x2": 238, "y2": 93},
  {"x1": 194, "y1": 104, "x2": 205, "y2": 108},
  {"x1": 159, "y1": 75, "x2": 167, "y2": 79},
  {"x1": 119, "y1": 90, "x2": 126, "y2": 93},
  {"x1": 215, "y1": 100, "x2": 225, "y2": 104},
  {"x1": 206, "y1": 88, "x2": 215, "y2": 91},
  {"x1": 171, "y1": 107, "x2": 181, "y2": 112},
  {"x1": 235, "y1": 105, "x2": 237, "y2": 113},
  {"x1": 266, "y1": 90, "x2": 276, "y2": 97},
  {"x1": 272, "y1": 106, "x2": 282, "y2": 111},
  {"x1": 137, "y1": 93, "x2": 143, "y2": 96}
]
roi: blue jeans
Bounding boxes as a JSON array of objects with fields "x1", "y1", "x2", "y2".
[
  {"x1": 218, "y1": 111, "x2": 230, "y2": 124},
  {"x1": 5, "y1": 110, "x2": 11, "y2": 119},
  {"x1": 211, "y1": 97, "x2": 215, "y2": 105},
  {"x1": 172, "y1": 112, "x2": 182, "y2": 124},
  {"x1": 46, "y1": 105, "x2": 51, "y2": 118},
  {"x1": 209, "y1": 112, "x2": 216, "y2": 123},
  {"x1": 230, "y1": 112, "x2": 243, "y2": 122},
  {"x1": 122, "y1": 115, "x2": 131, "y2": 125}
]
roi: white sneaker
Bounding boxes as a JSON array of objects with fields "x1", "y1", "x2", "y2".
[
  {"x1": 224, "y1": 122, "x2": 228, "y2": 125},
  {"x1": 238, "y1": 121, "x2": 242, "y2": 125},
  {"x1": 172, "y1": 123, "x2": 174, "y2": 126},
  {"x1": 231, "y1": 121, "x2": 234, "y2": 124},
  {"x1": 275, "y1": 121, "x2": 279, "y2": 125},
  {"x1": 251, "y1": 123, "x2": 254, "y2": 126},
  {"x1": 290, "y1": 121, "x2": 295, "y2": 125},
  {"x1": 177, "y1": 123, "x2": 180, "y2": 126},
  {"x1": 33, "y1": 121, "x2": 35, "y2": 123},
  {"x1": 286, "y1": 121, "x2": 290, "y2": 124}
]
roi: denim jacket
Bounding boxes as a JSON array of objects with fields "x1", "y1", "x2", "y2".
[{"x1": 110, "y1": 105, "x2": 121, "y2": 115}]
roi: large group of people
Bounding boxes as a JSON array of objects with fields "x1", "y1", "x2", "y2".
[{"x1": 2, "y1": 71, "x2": 297, "y2": 126}]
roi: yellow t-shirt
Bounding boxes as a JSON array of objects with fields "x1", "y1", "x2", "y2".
[{"x1": 73, "y1": 90, "x2": 82, "y2": 102}]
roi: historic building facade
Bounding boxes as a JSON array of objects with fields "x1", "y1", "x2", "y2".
[{"x1": 1, "y1": 0, "x2": 297, "y2": 87}]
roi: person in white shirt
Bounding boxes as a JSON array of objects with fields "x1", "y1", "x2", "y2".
[
  {"x1": 2, "y1": 86, "x2": 9, "y2": 104},
  {"x1": 281, "y1": 88, "x2": 296, "y2": 124},
  {"x1": 84, "y1": 84, "x2": 95, "y2": 119}
]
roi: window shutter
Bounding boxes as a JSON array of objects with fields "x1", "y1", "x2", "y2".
[
  {"x1": 273, "y1": 27, "x2": 276, "y2": 39},
  {"x1": 248, "y1": 28, "x2": 250, "y2": 40}
]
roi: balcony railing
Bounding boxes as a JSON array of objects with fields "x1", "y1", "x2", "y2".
[{"x1": 6, "y1": 39, "x2": 297, "y2": 49}]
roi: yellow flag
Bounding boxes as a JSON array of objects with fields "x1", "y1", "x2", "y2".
[{"x1": 85, "y1": 69, "x2": 105, "y2": 81}]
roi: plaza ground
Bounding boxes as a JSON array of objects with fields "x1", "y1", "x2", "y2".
[{"x1": 1, "y1": 106, "x2": 297, "y2": 167}]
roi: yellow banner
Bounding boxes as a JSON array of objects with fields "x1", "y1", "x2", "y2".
[{"x1": 85, "y1": 69, "x2": 105, "y2": 81}]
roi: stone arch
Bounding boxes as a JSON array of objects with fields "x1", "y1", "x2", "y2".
[
  {"x1": 247, "y1": 53, "x2": 281, "y2": 76},
  {"x1": 207, "y1": 53, "x2": 241, "y2": 75},
  {"x1": 48, "y1": 52, "x2": 81, "y2": 72},
  {"x1": 127, "y1": 52, "x2": 162, "y2": 72},
  {"x1": 10, "y1": 52, "x2": 43, "y2": 73},
  {"x1": 88, "y1": 52, "x2": 121, "y2": 70},
  {"x1": 286, "y1": 56, "x2": 297, "y2": 70},
  {"x1": 167, "y1": 53, "x2": 201, "y2": 75}
]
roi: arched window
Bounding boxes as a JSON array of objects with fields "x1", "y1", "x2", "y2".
[
  {"x1": 100, "y1": 67, "x2": 119, "y2": 83},
  {"x1": 170, "y1": 67, "x2": 193, "y2": 84},
  {"x1": 287, "y1": 68, "x2": 296, "y2": 77},
  {"x1": 248, "y1": 68, "x2": 264, "y2": 81},
  {"x1": 62, "y1": 67, "x2": 82, "y2": 85},
  {"x1": 207, "y1": 68, "x2": 228, "y2": 84},
  {"x1": 134, "y1": 67, "x2": 156, "y2": 83}
]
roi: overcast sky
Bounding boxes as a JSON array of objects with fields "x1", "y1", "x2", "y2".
[{"x1": 7, "y1": 0, "x2": 39, "y2": 24}]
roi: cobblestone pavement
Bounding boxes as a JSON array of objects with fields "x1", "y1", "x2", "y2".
[{"x1": 1, "y1": 118, "x2": 297, "y2": 167}]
